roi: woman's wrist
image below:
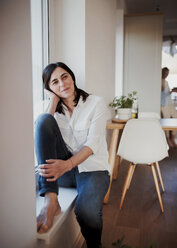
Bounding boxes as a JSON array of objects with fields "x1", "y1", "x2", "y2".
[
  {"x1": 69, "y1": 158, "x2": 74, "y2": 169},
  {"x1": 66, "y1": 158, "x2": 74, "y2": 171},
  {"x1": 45, "y1": 95, "x2": 60, "y2": 115}
]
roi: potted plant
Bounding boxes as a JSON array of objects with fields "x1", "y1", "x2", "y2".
[{"x1": 109, "y1": 91, "x2": 137, "y2": 120}]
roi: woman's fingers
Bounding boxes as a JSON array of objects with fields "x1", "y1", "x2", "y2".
[
  {"x1": 39, "y1": 173, "x2": 50, "y2": 177},
  {"x1": 38, "y1": 168, "x2": 49, "y2": 174},
  {"x1": 44, "y1": 89, "x2": 54, "y2": 97},
  {"x1": 38, "y1": 164, "x2": 49, "y2": 169},
  {"x1": 38, "y1": 162, "x2": 55, "y2": 169},
  {"x1": 44, "y1": 89, "x2": 60, "y2": 101},
  {"x1": 38, "y1": 167, "x2": 53, "y2": 177},
  {"x1": 39, "y1": 170, "x2": 54, "y2": 178},
  {"x1": 38, "y1": 159, "x2": 65, "y2": 180},
  {"x1": 46, "y1": 159, "x2": 56, "y2": 163},
  {"x1": 38, "y1": 159, "x2": 60, "y2": 168},
  {"x1": 47, "y1": 177, "x2": 57, "y2": 182}
]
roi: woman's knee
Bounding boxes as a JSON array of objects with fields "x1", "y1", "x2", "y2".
[{"x1": 35, "y1": 113, "x2": 56, "y2": 134}]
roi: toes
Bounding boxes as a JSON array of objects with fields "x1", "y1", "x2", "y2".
[
  {"x1": 36, "y1": 197, "x2": 61, "y2": 234},
  {"x1": 38, "y1": 224, "x2": 50, "y2": 234},
  {"x1": 37, "y1": 214, "x2": 44, "y2": 232},
  {"x1": 37, "y1": 221, "x2": 42, "y2": 232}
]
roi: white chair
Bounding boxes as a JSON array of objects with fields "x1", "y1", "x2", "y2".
[
  {"x1": 138, "y1": 111, "x2": 169, "y2": 174},
  {"x1": 118, "y1": 118, "x2": 168, "y2": 212},
  {"x1": 138, "y1": 111, "x2": 160, "y2": 120}
]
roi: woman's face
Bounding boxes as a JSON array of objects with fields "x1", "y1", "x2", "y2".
[
  {"x1": 162, "y1": 70, "x2": 169, "y2": 79},
  {"x1": 49, "y1": 67, "x2": 75, "y2": 99}
]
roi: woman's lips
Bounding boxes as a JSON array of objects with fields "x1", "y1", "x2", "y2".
[{"x1": 61, "y1": 87, "x2": 69, "y2": 92}]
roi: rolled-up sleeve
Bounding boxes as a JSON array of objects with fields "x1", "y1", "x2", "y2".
[{"x1": 84, "y1": 98, "x2": 107, "y2": 154}]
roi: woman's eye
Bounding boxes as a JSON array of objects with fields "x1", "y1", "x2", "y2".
[
  {"x1": 62, "y1": 75, "x2": 67, "y2": 80},
  {"x1": 52, "y1": 81, "x2": 57, "y2": 85}
]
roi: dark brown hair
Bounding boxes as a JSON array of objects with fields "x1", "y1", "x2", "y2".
[
  {"x1": 162, "y1": 67, "x2": 169, "y2": 79},
  {"x1": 42, "y1": 62, "x2": 89, "y2": 114}
]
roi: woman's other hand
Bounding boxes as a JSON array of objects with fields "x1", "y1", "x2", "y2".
[
  {"x1": 38, "y1": 159, "x2": 72, "y2": 181},
  {"x1": 44, "y1": 89, "x2": 60, "y2": 102},
  {"x1": 44, "y1": 89, "x2": 60, "y2": 115}
]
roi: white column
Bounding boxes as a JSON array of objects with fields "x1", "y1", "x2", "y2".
[
  {"x1": 124, "y1": 14, "x2": 163, "y2": 113},
  {"x1": 85, "y1": 0, "x2": 116, "y2": 109}
]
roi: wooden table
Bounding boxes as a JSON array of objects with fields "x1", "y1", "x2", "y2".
[
  {"x1": 104, "y1": 118, "x2": 177, "y2": 204},
  {"x1": 160, "y1": 118, "x2": 177, "y2": 131}
]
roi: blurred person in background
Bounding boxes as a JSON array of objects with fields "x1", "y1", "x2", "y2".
[{"x1": 161, "y1": 67, "x2": 177, "y2": 148}]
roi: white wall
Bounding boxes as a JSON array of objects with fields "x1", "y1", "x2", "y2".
[
  {"x1": 0, "y1": 1, "x2": 36, "y2": 247},
  {"x1": 49, "y1": 0, "x2": 85, "y2": 90},
  {"x1": 124, "y1": 14, "x2": 163, "y2": 113},
  {"x1": 50, "y1": 0, "x2": 116, "y2": 113}
]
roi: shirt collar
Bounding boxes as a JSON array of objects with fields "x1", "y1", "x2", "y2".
[
  {"x1": 62, "y1": 96, "x2": 84, "y2": 113},
  {"x1": 77, "y1": 96, "x2": 84, "y2": 107}
]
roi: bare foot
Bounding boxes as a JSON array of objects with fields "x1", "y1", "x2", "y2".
[{"x1": 37, "y1": 192, "x2": 61, "y2": 233}]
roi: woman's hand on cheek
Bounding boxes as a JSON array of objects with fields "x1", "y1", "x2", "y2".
[
  {"x1": 38, "y1": 159, "x2": 72, "y2": 182},
  {"x1": 44, "y1": 89, "x2": 60, "y2": 102}
]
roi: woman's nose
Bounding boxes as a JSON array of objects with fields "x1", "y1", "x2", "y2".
[{"x1": 58, "y1": 79, "x2": 64, "y2": 86}]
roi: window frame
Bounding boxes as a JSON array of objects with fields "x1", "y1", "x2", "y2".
[{"x1": 31, "y1": 0, "x2": 49, "y2": 189}]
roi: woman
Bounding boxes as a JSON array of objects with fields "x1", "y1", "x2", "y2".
[
  {"x1": 161, "y1": 67, "x2": 177, "y2": 148},
  {"x1": 35, "y1": 62, "x2": 110, "y2": 248}
]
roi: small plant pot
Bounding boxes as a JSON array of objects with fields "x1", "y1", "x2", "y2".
[{"x1": 117, "y1": 108, "x2": 132, "y2": 120}]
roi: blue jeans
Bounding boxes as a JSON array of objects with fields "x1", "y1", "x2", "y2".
[{"x1": 34, "y1": 113, "x2": 110, "y2": 248}]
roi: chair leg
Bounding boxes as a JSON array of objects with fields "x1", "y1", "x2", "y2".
[
  {"x1": 127, "y1": 164, "x2": 136, "y2": 190},
  {"x1": 155, "y1": 162, "x2": 165, "y2": 192},
  {"x1": 151, "y1": 163, "x2": 164, "y2": 213},
  {"x1": 120, "y1": 163, "x2": 134, "y2": 209}
]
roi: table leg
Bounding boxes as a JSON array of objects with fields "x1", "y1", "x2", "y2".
[
  {"x1": 113, "y1": 155, "x2": 120, "y2": 180},
  {"x1": 104, "y1": 128, "x2": 119, "y2": 204}
]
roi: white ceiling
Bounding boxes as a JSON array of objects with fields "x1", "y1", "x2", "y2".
[{"x1": 123, "y1": 0, "x2": 177, "y2": 39}]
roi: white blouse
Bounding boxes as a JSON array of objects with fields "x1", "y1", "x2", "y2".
[{"x1": 54, "y1": 95, "x2": 110, "y2": 173}]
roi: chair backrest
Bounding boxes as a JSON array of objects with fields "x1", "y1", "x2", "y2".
[
  {"x1": 138, "y1": 112, "x2": 160, "y2": 120},
  {"x1": 138, "y1": 111, "x2": 169, "y2": 150},
  {"x1": 118, "y1": 119, "x2": 168, "y2": 164}
]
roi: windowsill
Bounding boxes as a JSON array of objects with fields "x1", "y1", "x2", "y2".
[{"x1": 36, "y1": 187, "x2": 78, "y2": 244}]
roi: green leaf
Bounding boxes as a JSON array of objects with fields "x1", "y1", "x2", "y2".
[{"x1": 109, "y1": 91, "x2": 137, "y2": 109}]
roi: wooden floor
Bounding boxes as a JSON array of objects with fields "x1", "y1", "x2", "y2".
[{"x1": 101, "y1": 148, "x2": 177, "y2": 248}]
